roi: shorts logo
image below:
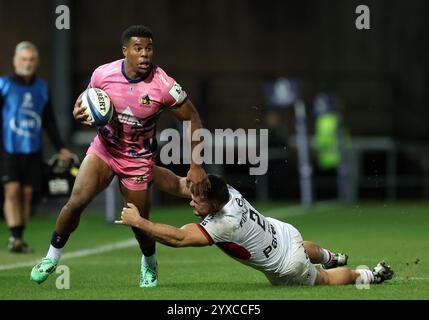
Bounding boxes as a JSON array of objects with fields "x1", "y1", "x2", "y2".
[
  {"x1": 139, "y1": 95, "x2": 151, "y2": 105},
  {"x1": 133, "y1": 175, "x2": 146, "y2": 184}
]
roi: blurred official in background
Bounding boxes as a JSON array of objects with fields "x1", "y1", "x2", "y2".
[{"x1": 0, "y1": 41, "x2": 72, "y2": 253}]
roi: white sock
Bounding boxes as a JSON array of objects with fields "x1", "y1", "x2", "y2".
[
  {"x1": 142, "y1": 254, "x2": 157, "y2": 269},
  {"x1": 321, "y1": 249, "x2": 332, "y2": 264},
  {"x1": 356, "y1": 269, "x2": 374, "y2": 284},
  {"x1": 46, "y1": 245, "x2": 62, "y2": 261}
]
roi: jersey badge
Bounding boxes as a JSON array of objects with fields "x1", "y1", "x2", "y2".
[
  {"x1": 133, "y1": 175, "x2": 147, "y2": 184},
  {"x1": 139, "y1": 94, "x2": 151, "y2": 105}
]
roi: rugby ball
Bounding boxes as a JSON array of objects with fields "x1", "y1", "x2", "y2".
[{"x1": 81, "y1": 88, "x2": 113, "y2": 126}]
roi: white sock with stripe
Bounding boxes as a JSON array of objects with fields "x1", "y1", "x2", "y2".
[
  {"x1": 321, "y1": 249, "x2": 333, "y2": 264},
  {"x1": 47, "y1": 245, "x2": 62, "y2": 261},
  {"x1": 142, "y1": 254, "x2": 157, "y2": 269},
  {"x1": 356, "y1": 269, "x2": 375, "y2": 284}
]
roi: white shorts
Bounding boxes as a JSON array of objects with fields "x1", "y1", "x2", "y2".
[{"x1": 264, "y1": 221, "x2": 318, "y2": 286}]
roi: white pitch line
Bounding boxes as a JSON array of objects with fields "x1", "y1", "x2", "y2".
[{"x1": 0, "y1": 239, "x2": 137, "y2": 272}]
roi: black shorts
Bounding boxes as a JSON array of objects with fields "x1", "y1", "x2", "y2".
[{"x1": 1, "y1": 153, "x2": 43, "y2": 190}]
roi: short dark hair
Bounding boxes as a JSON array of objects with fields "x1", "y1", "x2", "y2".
[
  {"x1": 121, "y1": 25, "x2": 153, "y2": 46},
  {"x1": 204, "y1": 174, "x2": 230, "y2": 204}
]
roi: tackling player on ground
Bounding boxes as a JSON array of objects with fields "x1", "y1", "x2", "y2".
[
  {"x1": 31, "y1": 25, "x2": 210, "y2": 288},
  {"x1": 117, "y1": 170, "x2": 394, "y2": 287}
]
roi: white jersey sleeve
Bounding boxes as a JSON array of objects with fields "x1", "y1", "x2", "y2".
[
  {"x1": 198, "y1": 185, "x2": 293, "y2": 275},
  {"x1": 156, "y1": 67, "x2": 188, "y2": 109},
  {"x1": 199, "y1": 214, "x2": 235, "y2": 244}
]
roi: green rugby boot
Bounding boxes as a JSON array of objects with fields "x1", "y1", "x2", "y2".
[
  {"x1": 140, "y1": 264, "x2": 158, "y2": 288},
  {"x1": 30, "y1": 257, "x2": 58, "y2": 284}
]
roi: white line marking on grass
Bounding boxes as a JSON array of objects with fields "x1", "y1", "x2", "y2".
[{"x1": 0, "y1": 239, "x2": 137, "y2": 272}]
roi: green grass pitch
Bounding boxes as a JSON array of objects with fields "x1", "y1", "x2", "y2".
[{"x1": 0, "y1": 201, "x2": 428, "y2": 300}]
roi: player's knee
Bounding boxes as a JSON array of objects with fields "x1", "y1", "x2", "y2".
[
  {"x1": 4, "y1": 184, "x2": 21, "y2": 202},
  {"x1": 66, "y1": 186, "x2": 95, "y2": 212},
  {"x1": 22, "y1": 187, "x2": 34, "y2": 202},
  {"x1": 62, "y1": 199, "x2": 86, "y2": 217}
]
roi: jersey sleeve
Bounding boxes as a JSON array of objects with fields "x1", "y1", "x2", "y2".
[
  {"x1": 89, "y1": 66, "x2": 103, "y2": 89},
  {"x1": 199, "y1": 215, "x2": 234, "y2": 245},
  {"x1": 161, "y1": 76, "x2": 188, "y2": 109}
]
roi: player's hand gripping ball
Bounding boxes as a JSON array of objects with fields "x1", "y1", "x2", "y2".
[{"x1": 81, "y1": 88, "x2": 113, "y2": 126}]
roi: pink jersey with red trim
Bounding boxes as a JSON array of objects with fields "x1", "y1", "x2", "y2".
[{"x1": 89, "y1": 59, "x2": 187, "y2": 163}]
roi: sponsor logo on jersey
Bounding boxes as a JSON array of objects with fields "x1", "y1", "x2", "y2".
[
  {"x1": 9, "y1": 109, "x2": 42, "y2": 138},
  {"x1": 239, "y1": 208, "x2": 248, "y2": 228},
  {"x1": 139, "y1": 94, "x2": 151, "y2": 105},
  {"x1": 133, "y1": 175, "x2": 146, "y2": 184},
  {"x1": 201, "y1": 215, "x2": 215, "y2": 226},
  {"x1": 22, "y1": 92, "x2": 34, "y2": 108},
  {"x1": 118, "y1": 107, "x2": 142, "y2": 126}
]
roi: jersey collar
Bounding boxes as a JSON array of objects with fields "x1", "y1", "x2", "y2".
[
  {"x1": 11, "y1": 73, "x2": 36, "y2": 86},
  {"x1": 121, "y1": 59, "x2": 153, "y2": 83}
]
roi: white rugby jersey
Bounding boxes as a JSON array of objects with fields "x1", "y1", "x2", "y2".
[{"x1": 198, "y1": 186, "x2": 291, "y2": 275}]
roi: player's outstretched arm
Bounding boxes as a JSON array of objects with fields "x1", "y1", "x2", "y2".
[
  {"x1": 169, "y1": 100, "x2": 210, "y2": 197},
  {"x1": 152, "y1": 165, "x2": 191, "y2": 198},
  {"x1": 115, "y1": 203, "x2": 209, "y2": 248}
]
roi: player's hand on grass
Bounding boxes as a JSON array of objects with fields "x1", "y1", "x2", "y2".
[
  {"x1": 186, "y1": 165, "x2": 210, "y2": 197},
  {"x1": 73, "y1": 94, "x2": 92, "y2": 126},
  {"x1": 115, "y1": 203, "x2": 142, "y2": 228}
]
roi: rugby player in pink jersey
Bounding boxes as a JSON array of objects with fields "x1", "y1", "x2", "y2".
[{"x1": 31, "y1": 25, "x2": 210, "y2": 288}]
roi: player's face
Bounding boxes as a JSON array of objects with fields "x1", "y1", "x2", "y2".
[
  {"x1": 13, "y1": 48, "x2": 38, "y2": 77},
  {"x1": 190, "y1": 195, "x2": 217, "y2": 217},
  {"x1": 122, "y1": 37, "x2": 153, "y2": 77}
]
